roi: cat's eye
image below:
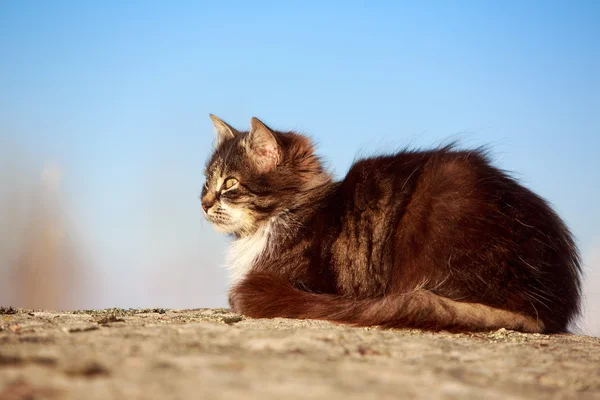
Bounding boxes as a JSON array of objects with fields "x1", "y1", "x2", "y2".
[{"x1": 222, "y1": 177, "x2": 238, "y2": 191}]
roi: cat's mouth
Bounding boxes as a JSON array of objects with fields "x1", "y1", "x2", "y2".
[
  {"x1": 203, "y1": 201, "x2": 256, "y2": 236},
  {"x1": 205, "y1": 213, "x2": 234, "y2": 232},
  {"x1": 205, "y1": 211, "x2": 246, "y2": 235}
]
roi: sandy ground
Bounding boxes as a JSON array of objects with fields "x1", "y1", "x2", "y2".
[{"x1": 0, "y1": 307, "x2": 599, "y2": 400}]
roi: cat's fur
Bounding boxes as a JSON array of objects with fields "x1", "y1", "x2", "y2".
[{"x1": 201, "y1": 115, "x2": 581, "y2": 333}]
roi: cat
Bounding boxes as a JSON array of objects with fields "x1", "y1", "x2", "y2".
[{"x1": 201, "y1": 115, "x2": 581, "y2": 333}]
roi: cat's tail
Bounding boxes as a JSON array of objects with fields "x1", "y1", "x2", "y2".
[{"x1": 230, "y1": 272, "x2": 544, "y2": 333}]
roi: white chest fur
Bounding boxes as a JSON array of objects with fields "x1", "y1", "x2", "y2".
[{"x1": 225, "y1": 222, "x2": 273, "y2": 284}]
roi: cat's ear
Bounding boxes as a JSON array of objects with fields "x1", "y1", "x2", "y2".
[
  {"x1": 247, "y1": 117, "x2": 281, "y2": 173},
  {"x1": 209, "y1": 114, "x2": 238, "y2": 146}
]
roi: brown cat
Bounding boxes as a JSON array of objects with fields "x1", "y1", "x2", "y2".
[{"x1": 201, "y1": 115, "x2": 581, "y2": 333}]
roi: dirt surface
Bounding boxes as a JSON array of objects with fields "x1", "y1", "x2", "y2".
[{"x1": 0, "y1": 307, "x2": 599, "y2": 400}]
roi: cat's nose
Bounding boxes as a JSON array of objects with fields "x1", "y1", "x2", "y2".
[{"x1": 201, "y1": 198, "x2": 215, "y2": 212}]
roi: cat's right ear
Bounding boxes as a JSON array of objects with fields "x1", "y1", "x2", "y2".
[
  {"x1": 209, "y1": 114, "x2": 238, "y2": 146},
  {"x1": 247, "y1": 117, "x2": 281, "y2": 173}
]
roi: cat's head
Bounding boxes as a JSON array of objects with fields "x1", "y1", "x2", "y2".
[{"x1": 201, "y1": 115, "x2": 330, "y2": 237}]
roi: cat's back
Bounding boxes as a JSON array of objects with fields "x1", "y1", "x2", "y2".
[{"x1": 338, "y1": 146, "x2": 493, "y2": 211}]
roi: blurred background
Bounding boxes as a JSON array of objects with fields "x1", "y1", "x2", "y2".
[{"x1": 0, "y1": 1, "x2": 598, "y2": 335}]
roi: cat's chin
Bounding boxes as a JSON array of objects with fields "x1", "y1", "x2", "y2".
[
  {"x1": 209, "y1": 221, "x2": 246, "y2": 236},
  {"x1": 211, "y1": 223, "x2": 236, "y2": 234}
]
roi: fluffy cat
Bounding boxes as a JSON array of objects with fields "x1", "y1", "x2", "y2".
[{"x1": 201, "y1": 115, "x2": 581, "y2": 333}]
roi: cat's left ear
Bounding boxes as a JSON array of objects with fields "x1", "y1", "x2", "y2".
[
  {"x1": 209, "y1": 114, "x2": 238, "y2": 147},
  {"x1": 247, "y1": 117, "x2": 281, "y2": 173}
]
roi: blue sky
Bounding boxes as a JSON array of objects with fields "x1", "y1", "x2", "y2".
[{"x1": 1, "y1": 1, "x2": 599, "y2": 332}]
